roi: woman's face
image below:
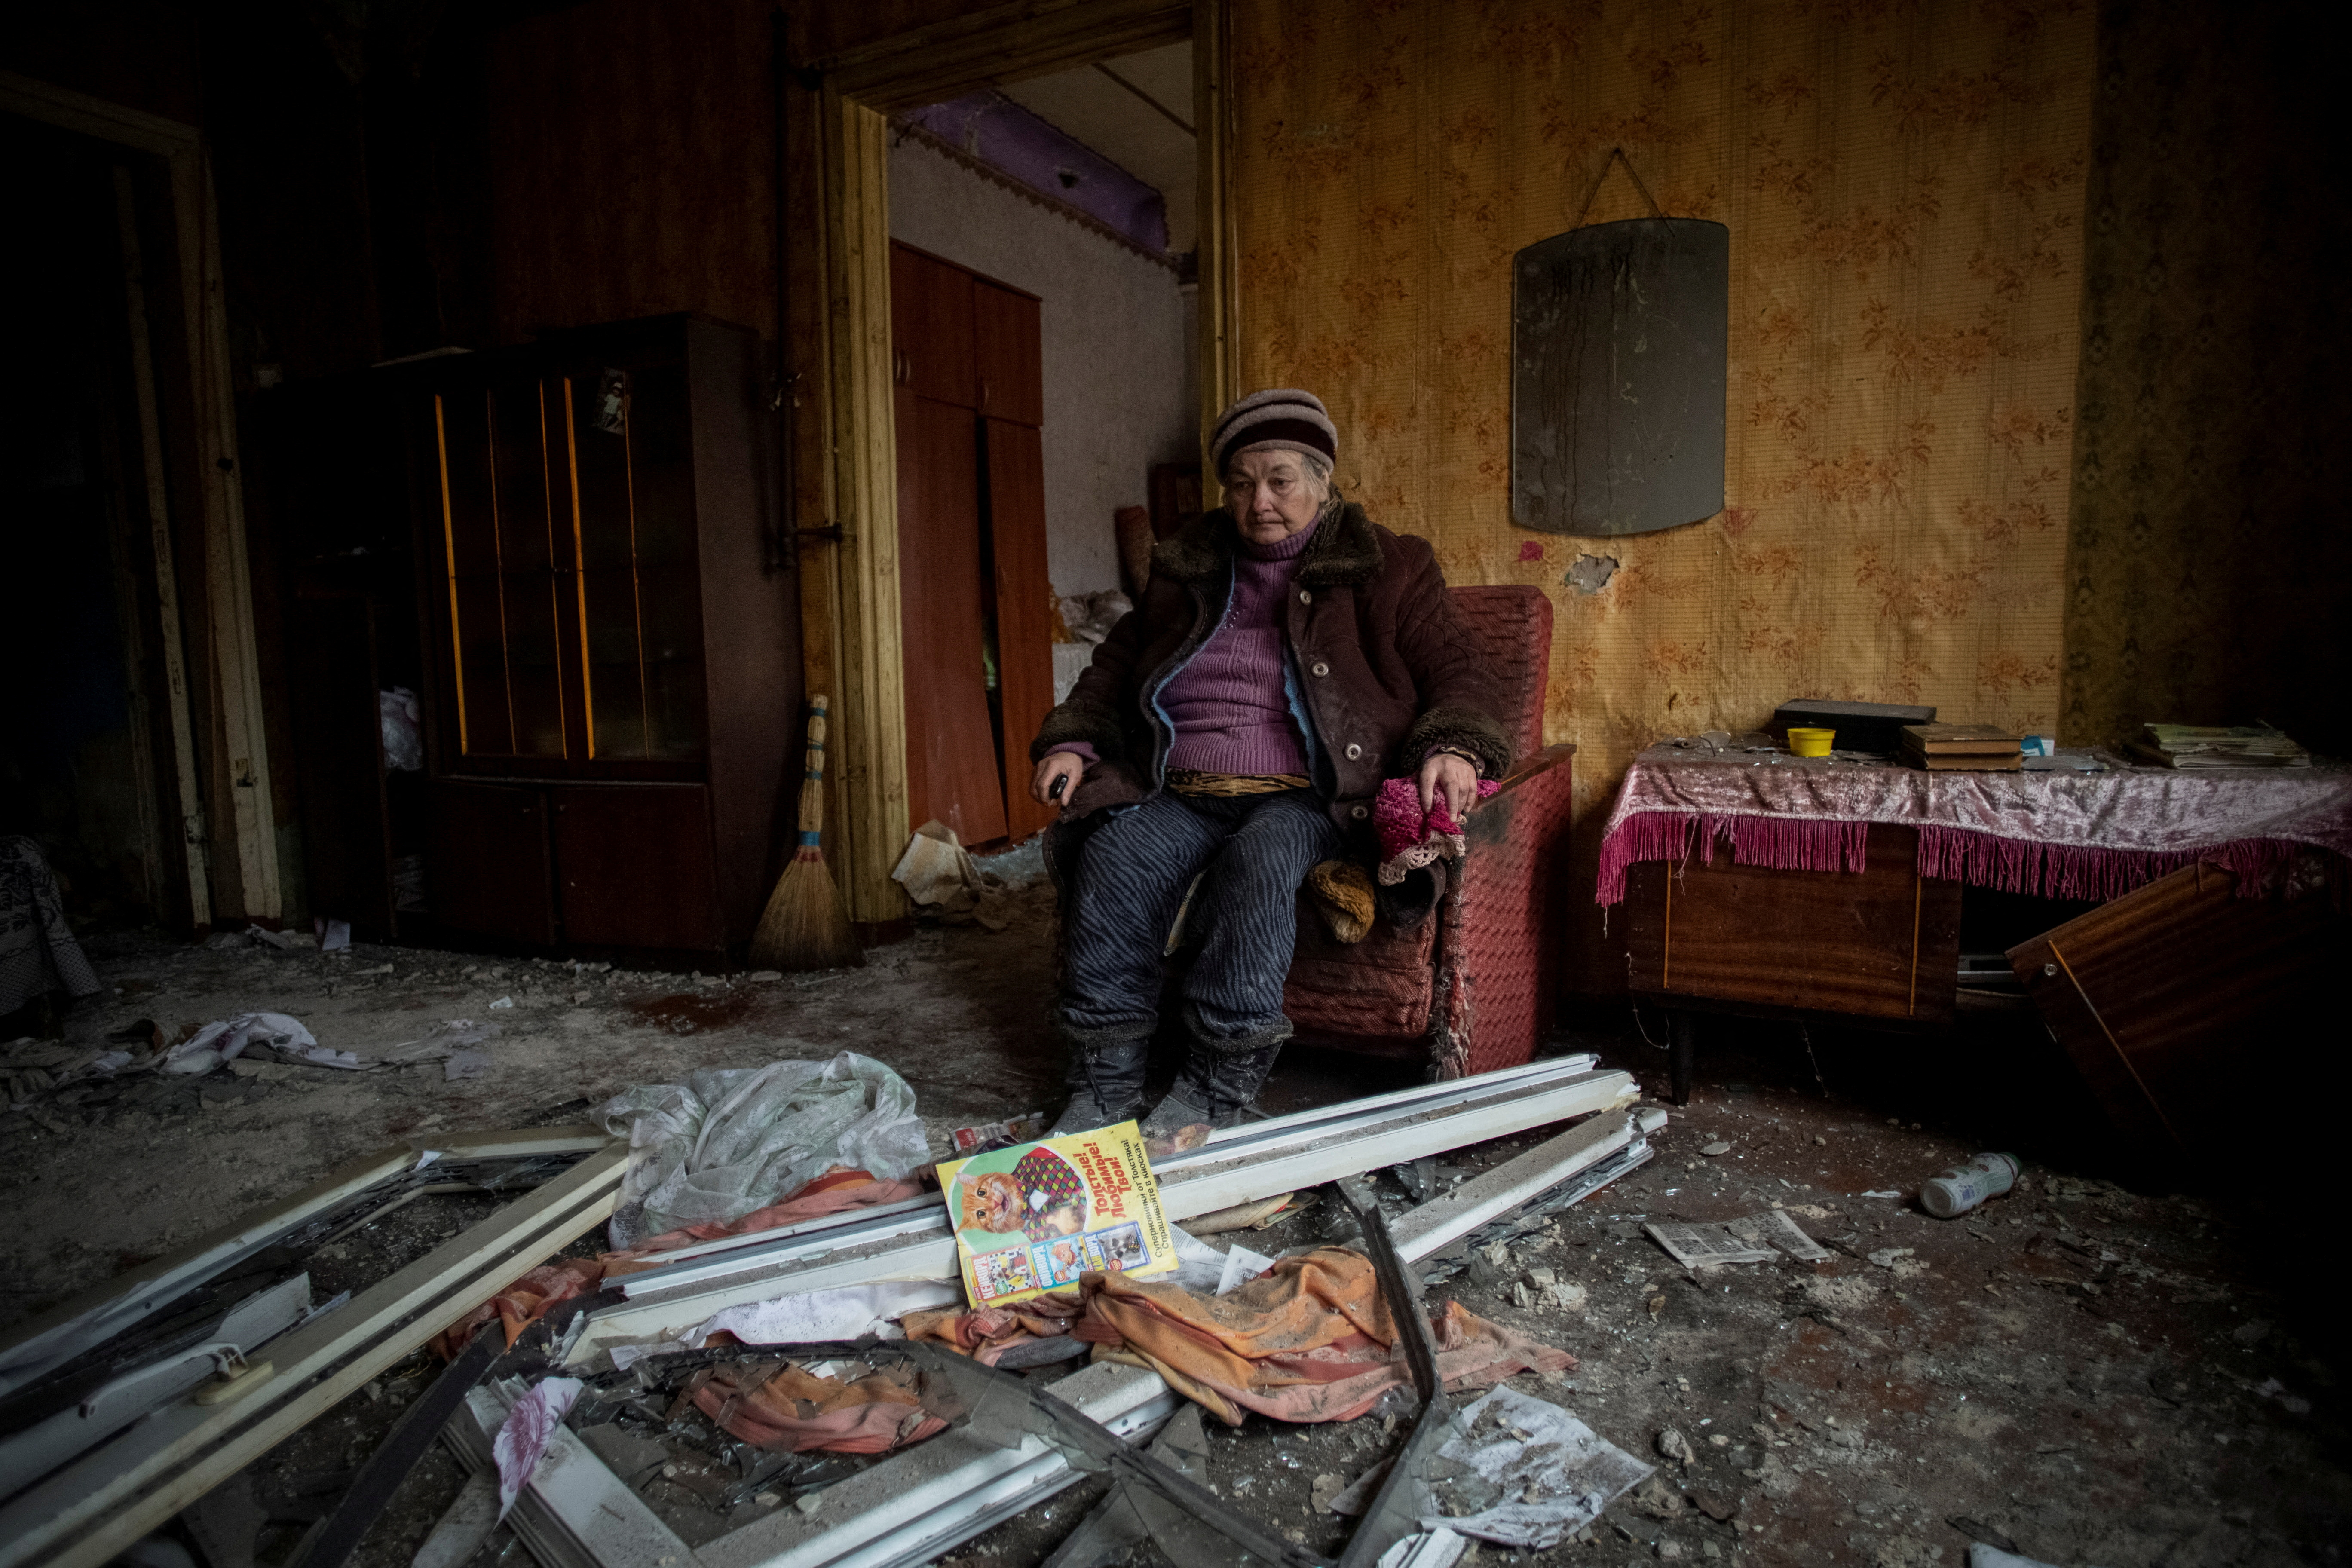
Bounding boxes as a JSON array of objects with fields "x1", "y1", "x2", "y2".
[{"x1": 1225, "y1": 450, "x2": 1324, "y2": 544}]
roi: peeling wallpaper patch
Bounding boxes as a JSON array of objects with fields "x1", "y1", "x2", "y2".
[{"x1": 1565, "y1": 554, "x2": 1620, "y2": 595}]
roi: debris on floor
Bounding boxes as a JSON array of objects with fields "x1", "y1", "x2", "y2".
[
  {"x1": 493, "y1": 1375, "x2": 583, "y2": 1515},
  {"x1": 1642, "y1": 1219, "x2": 1779, "y2": 1271},
  {"x1": 597, "y1": 1053, "x2": 927, "y2": 1247},
  {"x1": 1078, "y1": 1245, "x2": 1573, "y2": 1425},
  {"x1": 893, "y1": 821, "x2": 1014, "y2": 930},
  {"x1": 6, "y1": 913, "x2": 2348, "y2": 1568},
  {"x1": 1920, "y1": 1151, "x2": 2021, "y2": 1218},
  {"x1": 949, "y1": 1109, "x2": 1046, "y2": 1155},
  {"x1": 1415, "y1": 1384, "x2": 1652, "y2": 1547}
]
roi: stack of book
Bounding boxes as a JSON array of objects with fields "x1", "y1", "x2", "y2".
[
  {"x1": 2126, "y1": 724, "x2": 2311, "y2": 769},
  {"x1": 1900, "y1": 723, "x2": 2022, "y2": 772}
]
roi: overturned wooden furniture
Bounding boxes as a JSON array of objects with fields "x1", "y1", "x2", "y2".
[{"x1": 2007, "y1": 861, "x2": 2345, "y2": 1151}]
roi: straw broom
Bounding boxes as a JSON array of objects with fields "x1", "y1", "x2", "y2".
[{"x1": 750, "y1": 695, "x2": 865, "y2": 971}]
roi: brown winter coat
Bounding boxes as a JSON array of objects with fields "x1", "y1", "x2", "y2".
[{"x1": 1030, "y1": 502, "x2": 1511, "y2": 841}]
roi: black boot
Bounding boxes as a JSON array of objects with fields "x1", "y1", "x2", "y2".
[
  {"x1": 1050, "y1": 1022, "x2": 1150, "y2": 1135},
  {"x1": 1142, "y1": 1009, "x2": 1288, "y2": 1141}
]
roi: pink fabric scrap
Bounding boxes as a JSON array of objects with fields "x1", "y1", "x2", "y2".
[
  {"x1": 493, "y1": 1376, "x2": 582, "y2": 1520},
  {"x1": 1375, "y1": 776, "x2": 1503, "y2": 885},
  {"x1": 1592, "y1": 746, "x2": 2352, "y2": 905}
]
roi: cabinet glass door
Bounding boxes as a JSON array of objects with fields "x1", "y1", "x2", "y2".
[{"x1": 430, "y1": 367, "x2": 704, "y2": 773}]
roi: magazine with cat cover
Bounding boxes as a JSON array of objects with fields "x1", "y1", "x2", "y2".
[{"x1": 937, "y1": 1119, "x2": 1176, "y2": 1307}]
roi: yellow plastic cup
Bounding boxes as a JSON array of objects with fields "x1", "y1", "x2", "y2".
[{"x1": 1786, "y1": 727, "x2": 1835, "y2": 757}]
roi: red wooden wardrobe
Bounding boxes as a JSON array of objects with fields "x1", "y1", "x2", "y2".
[{"x1": 889, "y1": 241, "x2": 1056, "y2": 848}]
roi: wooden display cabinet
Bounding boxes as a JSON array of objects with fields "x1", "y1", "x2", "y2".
[{"x1": 410, "y1": 314, "x2": 800, "y2": 961}]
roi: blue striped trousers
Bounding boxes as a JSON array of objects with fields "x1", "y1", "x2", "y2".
[{"x1": 1059, "y1": 789, "x2": 1339, "y2": 1049}]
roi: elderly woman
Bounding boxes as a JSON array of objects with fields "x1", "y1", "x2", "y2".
[{"x1": 1031, "y1": 389, "x2": 1510, "y2": 1139}]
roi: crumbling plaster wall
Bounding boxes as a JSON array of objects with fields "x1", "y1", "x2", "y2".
[
  {"x1": 889, "y1": 134, "x2": 1196, "y2": 598},
  {"x1": 1227, "y1": 0, "x2": 2096, "y2": 987}
]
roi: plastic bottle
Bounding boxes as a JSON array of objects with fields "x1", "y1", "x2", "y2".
[{"x1": 1920, "y1": 1153, "x2": 2020, "y2": 1219}]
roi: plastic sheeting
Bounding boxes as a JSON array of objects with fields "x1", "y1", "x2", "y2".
[
  {"x1": 379, "y1": 687, "x2": 425, "y2": 772},
  {"x1": 597, "y1": 1053, "x2": 927, "y2": 1249}
]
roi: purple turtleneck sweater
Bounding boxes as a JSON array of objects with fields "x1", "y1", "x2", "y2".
[{"x1": 1160, "y1": 520, "x2": 1317, "y2": 775}]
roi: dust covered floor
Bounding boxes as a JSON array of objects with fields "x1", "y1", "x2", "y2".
[{"x1": 3, "y1": 882, "x2": 2346, "y2": 1568}]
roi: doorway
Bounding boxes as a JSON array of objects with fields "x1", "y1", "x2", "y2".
[
  {"x1": 0, "y1": 114, "x2": 195, "y2": 931},
  {"x1": 796, "y1": 2, "x2": 1237, "y2": 920},
  {"x1": 883, "y1": 39, "x2": 1204, "y2": 853}
]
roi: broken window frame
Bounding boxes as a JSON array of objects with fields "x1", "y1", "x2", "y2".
[
  {"x1": 571, "y1": 1057, "x2": 1636, "y2": 1362},
  {"x1": 1, "y1": 1131, "x2": 627, "y2": 1568},
  {"x1": 453, "y1": 1100, "x2": 1659, "y2": 1568}
]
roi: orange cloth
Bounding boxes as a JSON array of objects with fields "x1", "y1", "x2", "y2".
[
  {"x1": 692, "y1": 1357, "x2": 949, "y2": 1455},
  {"x1": 899, "y1": 1247, "x2": 1574, "y2": 1426},
  {"x1": 430, "y1": 1256, "x2": 606, "y2": 1357},
  {"x1": 1078, "y1": 1246, "x2": 1573, "y2": 1425},
  {"x1": 902, "y1": 1293, "x2": 1087, "y2": 1366},
  {"x1": 602, "y1": 1175, "x2": 925, "y2": 1278}
]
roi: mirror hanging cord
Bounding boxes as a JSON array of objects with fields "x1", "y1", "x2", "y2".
[{"x1": 1574, "y1": 146, "x2": 1665, "y2": 228}]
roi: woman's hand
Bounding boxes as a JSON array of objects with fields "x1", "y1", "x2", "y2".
[
  {"x1": 1417, "y1": 751, "x2": 1480, "y2": 823},
  {"x1": 1032, "y1": 750, "x2": 1086, "y2": 806}
]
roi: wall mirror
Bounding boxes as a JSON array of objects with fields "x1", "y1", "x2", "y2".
[{"x1": 1510, "y1": 216, "x2": 1729, "y2": 537}]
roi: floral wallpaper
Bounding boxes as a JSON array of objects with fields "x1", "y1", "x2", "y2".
[{"x1": 1228, "y1": 0, "x2": 2095, "y2": 988}]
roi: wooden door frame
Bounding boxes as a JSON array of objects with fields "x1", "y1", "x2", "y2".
[
  {"x1": 795, "y1": 0, "x2": 1235, "y2": 923},
  {"x1": 1, "y1": 71, "x2": 285, "y2": 927}
]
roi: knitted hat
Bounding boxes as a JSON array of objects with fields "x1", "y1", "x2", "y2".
[{"x1": 1209, "y1": 388, "x2": 1338, "y2": 477}]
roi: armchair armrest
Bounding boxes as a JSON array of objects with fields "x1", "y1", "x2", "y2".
[{"x1": 1494, "y1": 743, "x2": 1576, "y2": 797}]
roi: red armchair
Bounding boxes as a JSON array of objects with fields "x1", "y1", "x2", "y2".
[{"x1": 1283, "y1": 585, "x2": 1574, "y2": 1078}]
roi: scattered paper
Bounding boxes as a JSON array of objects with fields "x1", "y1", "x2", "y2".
[
  {"x1": 951, "y1": 1111, "x2": 1046, "y2": 1155},
  {"x1": 891, "y1": 821, "x2": 1012, "y2": 928},
  {"x1": 1859, "y1": 1190, "x2": 1902, "y2": 1199},
  {"x1": 1644, "y1": 1222, "x2": 1776, "y2": 1271},
  {"x1": 1379, "y1": 1528, "x2": 1470, "y2": 1568},
  {"x1": 492, "y1": 1376, "x2": 582, "y2": 1520},
  {"x1": 316, "y1": 919, "x2": 352, "y2": 953},
  {"x1": 1760, "y1": 1210, "x2": 1830, "y2": 1261},
  {"x1": 380, "y1": 1020, "x2": 502, "y2": 1066},
  {"x1": 1218, "y1": 1240, "x2": 1276, "y2": 1296},
  {"x1": 1418, "y1": 1386, "x2": 1653, "y2": 1548},
  {"x1": 1167, "y1": 1226, "x2": 1231, "y2": 1294},
  {"x1": 938, "y1": 1121, "x2": 1175, "y2": 1306},
  {"x1": 161, "y1": 1013, "x2": 368, "y2": 1075},
  {"x1": 445, "y1": 1049, "x2": 494, "y2": 1082},
  {"x1": 1724, "y1": 1210, "x2": 1831, "y2": 1263},
  {"x1": 676, "y1": 1280, "x2": 962, "y2": 1349},
  {"x1": 488, "y1": 996, "x2": 515, "y2": 1010}
]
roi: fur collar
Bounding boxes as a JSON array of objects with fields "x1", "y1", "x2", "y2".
[{"x1": 1151, "y1": 502, "x2": 1385, "y2": 588}]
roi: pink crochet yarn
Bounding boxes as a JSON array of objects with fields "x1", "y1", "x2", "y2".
[{"x1": 1373, "y1": 776, "x2": 1502, "y2": 885}]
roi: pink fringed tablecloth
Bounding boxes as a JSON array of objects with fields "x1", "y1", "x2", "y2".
[{"x1": 1594, "y1": 744, "x2": 2352, "y2": 906}]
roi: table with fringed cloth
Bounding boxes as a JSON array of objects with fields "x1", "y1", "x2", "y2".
[{"x1": 1595, "y1": 744, "x2": 2352, "y2": 907}]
